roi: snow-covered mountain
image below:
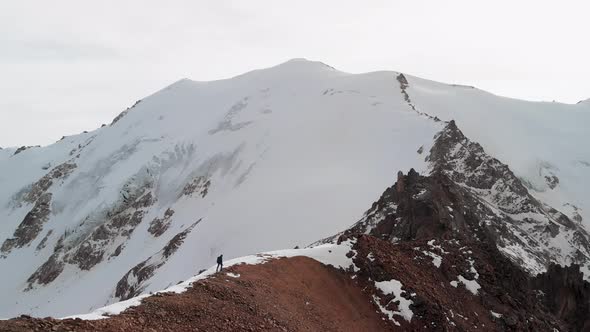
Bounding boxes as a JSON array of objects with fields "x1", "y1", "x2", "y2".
[{"x1": 1, "y1": 58, "x2": 588, "y2": 318}]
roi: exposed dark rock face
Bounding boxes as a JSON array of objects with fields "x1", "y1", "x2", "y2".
[
  {"x1": 26, "y1": 253, "x2": 65, "y2": 289},
  {"x1": 424, "y1": 121, "x2": 590, "y2": 273},
  {"x1": 13, "y1": 146, "x2": 28, "y2": 155},
  {"x1": 426, "y1": 120, "x2": 536, "y2": 214},
  {"x1": 22, "y1": 162, "x2": 77, "y2": 204},
  {"x1": 328, "y1": 166, "x2": 585, "y2": 330},
  {"x1": 110, "y1": 100, "x2": 141, "y2": 126},
  {"x1": 532, "y1": 264, "x2": 590, "y2": 331},
  {"x1": 111, "y1": 244, "x2": 124, "y2": 258},
  {"x1": 68, "y1": 202, "x2": 149, "y2": 271},
  {"x1": 115, "y1": 260, "x2": 158, "y2": 301},
  {"x1": 181, "y1": 176, "x2": 210, "y2": 198},
  {"x1": 70, "y1": 239, "x2": 109, "y2": 271},
  {"x1": 115, "y1": 220, "x2": 201, "y2": 300},
  {"x1": 35, "y1": 230, "x2": 53, "y2": 252},
  {"x1": 396, "y1": 73, "x2": 441, "y2": 122},
  {"x1": 162, "y1": 219, "x2": 200, "y2": 258},
  {"x1": 26, "y1": 189, "x2": 155, "y2": 289},
  {"x1": 148, "y1": 208, "x2": 175, "y2": 237},
  {"x1": 545, "y1": 174, "x2": 560, "y2": 189},
  {"x1": 337, "y1": 170, "x2": 476, "y2": 244},
  {"x1": 346, "y1": 234, "x2": 564, "y2": 331},
  {"x1": 397, "y1": 74, "x2": 413, "y2": 107},
  {"x1": 320, "y1": 121, "x2": 590, "y2": 329},
  {"x1": 12, "y1": 146, "x2": 40, "y2": 156},
  {"x1": 1, "y1": 193, "x2": 52, "y2": 255},
  {"x1": 26, "y1": 231, "x2": 68, "y2": 289},
  {"x1": 132, "y1": 192, "x2": 153, "y2": 209}
]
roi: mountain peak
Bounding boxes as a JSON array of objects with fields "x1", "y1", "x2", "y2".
[
  {"x1": 284, "y1": 57, "x2": 311, "y2": 63},
  {"x1": 275, "y1": 58, "x2": 338, "y2": 71}
]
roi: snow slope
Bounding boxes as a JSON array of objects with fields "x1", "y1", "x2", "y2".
[
  {"x1": 0, "y1": 58, "x2": 588, "y2": 318},
  {"x1": 405, "y1": 77, "x2": 590, "y2": 225}
]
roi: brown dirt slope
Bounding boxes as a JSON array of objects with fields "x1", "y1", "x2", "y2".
[{"x1": 0, "y1": 256, "x2": 392, "y2": 332}]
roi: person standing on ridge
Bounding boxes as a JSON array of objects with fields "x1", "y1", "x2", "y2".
[{"x1": 216, "y1": 254, "x2": 223, "y2": 272}]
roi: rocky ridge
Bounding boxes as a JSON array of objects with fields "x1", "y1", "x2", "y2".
[
  {"x1": 332, "y1": 121, "x2": 590, "y2": 277},
  {"x1": 331, "y1": 165, "x2": 590, "y2": 330}
]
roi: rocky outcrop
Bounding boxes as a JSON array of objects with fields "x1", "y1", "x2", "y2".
[
  {"x1": 12, "y1": 146, "x2": 40, "y2": 156},
  {"x1": 1, "y1": 193, "x2": 52, "y2": 255},
  {"x1": 67, "y1": 191, "x2": 153, "y2": 271},
  {"x1": 425, "y1": 121, "x2": 590, "y2": 273},
  {"x1": 181, "y1": 176, "x2": 210, "y2": 198},
  {"x1": 349, "y1": 235, "x2": 563, "y2": 331},
  {"x1": 532, "y1": 264, "x2": 590, "y2": 331},
  {"x1": 21, "y1": 162, "x2": 77, "y2": 204},
  {"x1": 110, "y1": 100, "x2": 141, "y2": 126},
  {"x1": 35, "y1": 230, "x2": 53, "y2": 252},
  {"x1": 26, "y1": 252, "x2": 65, "y2": 289},
  {"x1": 331, "y1": 166, "x2": 586, "y2": 330},
  {"x1": 115, "y1": 260, "x2": 159, "y2": 301},
  {"x1": 545, "y1": 174, "x2": 560, "y2": 189},
  {"x1": 324, "y1": 152, "x2": 590, "y2": 330},
  {"x1": 162, "y1": 220, "x2": 200, "y2": 258},
  {"x1": 115, "y1": 220, "x2": 201, "y2": 300},
  {"x1": 337, "y1": 169, "x2": 478, "y2": 244},
  {"x1": 13, "y1": 146, "x2": 28, "y2": 155},
  {"x1": 147, "y1": 208, "x2": 175, "y2": 237},
  {"x1": 396, "y1": 73, "x2": 441, "y2": 122},
  {"x1": 25, "y1": 189, "x2": 155, "y2": 289},
  {"x1": 427, "y1": 120, "x2": 536, "y2": 213},
  {"x1": 313, "y1": 126, "x2": 590, "y2": 329}
]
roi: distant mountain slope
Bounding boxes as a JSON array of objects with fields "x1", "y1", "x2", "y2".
[
  {"x1": 0, "y1": 59, "x2": 588, "y2": 318},
  {"x1": 405, "y1": 74, "x2": 590, "y2": 225}
]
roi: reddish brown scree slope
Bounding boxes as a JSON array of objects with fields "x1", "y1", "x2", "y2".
[{"x1": 0, "y1": 256, "x2": 391, "y2": 332}]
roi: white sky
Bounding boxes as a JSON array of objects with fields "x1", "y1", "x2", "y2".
[{"x1": 1, "y1": 0, "x2": 588, "y2": 147}]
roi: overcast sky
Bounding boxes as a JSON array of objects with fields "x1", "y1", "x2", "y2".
[{"x1": 1, "y1": 0, "x2": 588, "y2": 147}]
